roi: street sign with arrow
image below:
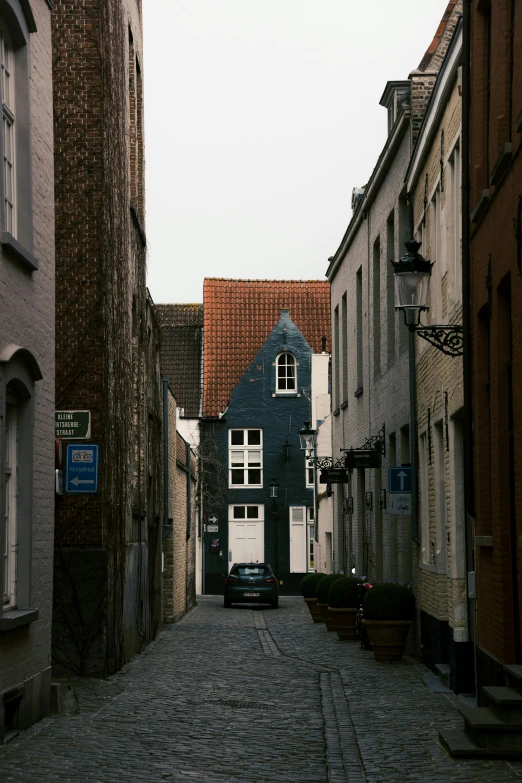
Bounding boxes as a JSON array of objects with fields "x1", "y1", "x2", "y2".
[
  {"x1": 388, "y1": 466, "x2": 412, "y2": 493},
  {"x1": 66, "y1": 444, "x2": 99, "y2": 494}
]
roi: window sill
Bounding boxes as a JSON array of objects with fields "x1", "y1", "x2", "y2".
[
  {"x1": 332, "y1": 408, "x2": 340, "y2": 417},
  {"x1": 340, "y1": 400, "x2": 348, "y2": 410},
  {"x1": 489, "y1": 143, "x2": 512, "y2": 188},
  {"x1": 0, "y1": 607, "x2": 39, "y2": 631},
  {"x1": 1, "y1": 232, "x2": 39, "y2": 271},
  {"x1": 470, "y1": 190, "x2": 490, "y2": 224},
  {"x1": 354, "y1": 386, "x2": 363, "y2": 398},
  {"x1": 272, "y1": 392, "x2": 301, "y2": 398}
]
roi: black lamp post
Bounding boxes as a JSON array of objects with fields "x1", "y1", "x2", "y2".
[{"x1": 392, "y1": 240, "x2": 463, "y2": 357}]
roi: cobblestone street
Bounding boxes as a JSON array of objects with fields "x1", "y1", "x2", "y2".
[{"x1": 1, "y1": 597, "x2": 522, "y2": 783}]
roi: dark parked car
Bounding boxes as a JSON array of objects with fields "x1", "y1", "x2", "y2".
[{"x1": 224, "y1": 563, "x2": 279, "y2": 608}]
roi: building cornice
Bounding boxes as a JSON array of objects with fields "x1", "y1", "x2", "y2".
[
  {"x1": 406, "y1": 21, "x2": 463, "y2": 192},
  {"x1": 327, "y1": 107, "x2": 411, "y2": 281}
]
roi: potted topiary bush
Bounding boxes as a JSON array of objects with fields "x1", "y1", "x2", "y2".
[
  {"x1": 300, "y1": 573, "x2": 325, "y2": 622},
  {"x1": 328, "y1": 576, "x2": 362, "y2": 640},
  {"x1": 316, "y1": 573, "x2": 343, "y2": 627},
  {"x1": 361, "y1": 582, "x2": 415, "y2": 661}
]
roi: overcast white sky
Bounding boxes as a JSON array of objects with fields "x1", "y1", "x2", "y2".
[{"x1": 143, "y1": 0, "x2": 449, "y2": 304}]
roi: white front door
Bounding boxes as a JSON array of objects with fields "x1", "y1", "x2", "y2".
[{"x1": 228, "y1": 504, "x2": 265, "y2": 572}]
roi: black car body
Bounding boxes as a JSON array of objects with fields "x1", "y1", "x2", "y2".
[{"x1": 224, "y1": 563, "x2": 279, "y2": 608}]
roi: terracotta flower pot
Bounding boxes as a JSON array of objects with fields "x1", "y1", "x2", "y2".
[
  {"x1": 304, "y1": 597, "x2": 324, "y2": 622},
  {"x1": 362, "y1": 619, "x2": 412, "y2": 661},
  {"x1": 317, "y1": 601, "x2": 329, "y2": 622},
  {"x1": 328, "y1": 606, "x2": 357, "y2": 640},
  {"x1": 325, "y1": 607, "x2": 340, "y2": 632}
]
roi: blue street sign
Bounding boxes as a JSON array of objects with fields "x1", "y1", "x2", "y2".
[
  {"x1": 388, "y1": 466, "x2": 412, "y2": 494},
  {"x1": 66, "y1": 444, "x2": 99, "y2": 494}
]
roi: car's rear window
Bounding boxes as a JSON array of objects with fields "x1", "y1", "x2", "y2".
[{"x1": 235, "y1": 566, "x2": 269, "y2": 576}]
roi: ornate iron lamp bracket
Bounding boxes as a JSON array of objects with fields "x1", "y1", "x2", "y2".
[
  {"x1": 401, "y1": 309, "x2": 464, "y2": 357},
  {"x1": 413, "y1": 323, "x2": 464, "y2": 357},
  {"x1": 360, "y1": 424, "x2": 386, "y2": 455}
]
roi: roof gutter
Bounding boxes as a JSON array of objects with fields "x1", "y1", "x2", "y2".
[
  {"x1": 406, "y1": 20, "x2": 463, "y2": 193},
  {"x1": 327, "y1": 107, "x2": 411, "y2": 282}
]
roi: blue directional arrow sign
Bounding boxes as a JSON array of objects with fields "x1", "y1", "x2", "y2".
[
  {"x1": 388, "y1": 466, "x2": 412, "y2": 494},
  {"x1": 66, "y1": 444, "x2": 99, "y2": 494}
]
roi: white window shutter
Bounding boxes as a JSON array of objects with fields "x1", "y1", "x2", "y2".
[{"x1": 289, "y1": 506, "x2": 306, "y2": 573}]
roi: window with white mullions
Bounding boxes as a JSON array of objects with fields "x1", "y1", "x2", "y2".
[
  {"x1": 3, "y1": 388, "x2": 18, "y2": 607},
  {"x1": 229, "y1": 429, "x2": 263, "y2": 487},
  {"x1": 0, "y1": 29, "x2": 14, "y2": 236},
  {"x1": 230, "y1": 505, "x2": 263, "y2": 520},
  {"x1": 305, "y1": 449, "x2": 314, "y2": 487},
  {"x1": 276, "y1": 352, "x2": 296, "y2": 392}
]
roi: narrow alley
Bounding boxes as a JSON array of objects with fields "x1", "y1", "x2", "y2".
[{"x1": 1, "y1": 598, "x2": 521, "y2": 783}]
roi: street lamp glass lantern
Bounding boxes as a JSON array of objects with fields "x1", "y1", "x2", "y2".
[
  {"x1": 269, "y1": 478, "x2": 279, "y2": 499},
  {"x1": 298, "y1": 421, "x2": 316, "y2": 451},
  {"x1": 392, "y1": 240, "x2": 432, "y2": 312}
]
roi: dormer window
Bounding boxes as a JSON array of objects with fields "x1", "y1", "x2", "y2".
[
  {"x1": 379, "y1": 80, "x2": 411, "y2": 136},
  {"x1": 276, "y1": 352, "x2": 296, "y2": 393}
]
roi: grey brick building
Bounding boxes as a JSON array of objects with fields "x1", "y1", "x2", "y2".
[
  {"x1": 0, "y1": 0, "x2": 55, "y2": 743},
  {"x1": 327, "y1": 2, "x2": 462, "y2": 654}
]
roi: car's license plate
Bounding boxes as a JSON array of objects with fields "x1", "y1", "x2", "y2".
[{"x1": 244, "y1": 592, "x2": 260, "y2": 597}]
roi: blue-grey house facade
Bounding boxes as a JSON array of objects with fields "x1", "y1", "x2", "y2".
[{"x1": 202, "y1": 310, "x2": 317, "y2": 596}]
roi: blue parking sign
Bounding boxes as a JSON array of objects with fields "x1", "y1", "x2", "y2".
[
  {"x1": 388, "y1": 466, "x2": 412, "y2": 494},
  {"x1": 66, "y1": 444, "x2": 99, "y2": 494}
]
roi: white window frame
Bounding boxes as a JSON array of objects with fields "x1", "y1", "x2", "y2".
[
  {"x1": 228, "y1": 504, "x2": 264, "y2": 522},
  {"x1": 276, "y1": 352, "x2": 297, "y2": 393},
  {"x1": 307, "y1": 506, "x2": 315, "y2": 571},
  {"x1": 3, "y1": 389, "x2": 17, "y2": 608},
  {"x1": 305, "y1": 449, "x2": 314, "y2": 488},
  {"x1": 228, "y1": 428, "x2": 263, "y2": 488},
  {"x1": 289, "y1": 505, "x2": 307, "y2": 573},
  {"x1": 419, "y1": 432, "x2": 431, "y2": 565},
  {"x1": 1, "y1": 29, "x2": 15, "y2": 237}
]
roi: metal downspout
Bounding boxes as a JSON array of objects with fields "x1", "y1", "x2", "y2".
[
  {"x1": 462, "y1": 0, "x2": 478, "y2": 695},
  {"x1": 186, "y1": 441, "x2": 191, "y2": 542},
  {"x1": 405, "y1": 204, "x2": 420, "y2": 544},
  {"x1": 162, "y1": 377, "x2": 170, "y2": 539}
]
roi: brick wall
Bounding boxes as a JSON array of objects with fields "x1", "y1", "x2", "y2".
[
  {"x1": 470, "y1": 0, "x2": 522, "y2": 675},
  {"x1": 52, "y1": 0, "x2": 163, "y2": 676},
  {"x1": 330, "y1": 130, "x2": 413, "y2": 586},
  {"x1": 0, "y1": 0, "x2": 55, "y2": 738},
  {"x1": 162, "y1": 391, "x2": 197, "y2": 623},
  {"x1": 411, "y1": 73, "x2": 469, "y2": 654}
]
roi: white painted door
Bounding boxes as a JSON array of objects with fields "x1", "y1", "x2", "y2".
[
  {"x1": 290, "y1": 506, "x2": 307, "y2": 573},
  {"x1": 228, "y1": 522, "x2": 264, "y2": 572}
]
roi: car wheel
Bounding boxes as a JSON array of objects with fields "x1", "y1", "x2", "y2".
[
  {"x1": 224, "y1": 598, "x2": 231, "y2": 608},
  {"x1": 271, "y1": 599, "x2": 279, "y2": 609}
]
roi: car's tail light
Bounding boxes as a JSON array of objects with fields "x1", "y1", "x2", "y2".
[
  {"x1": 264, "y1": 576, "x2": 277, "y2": 583},
  {"x1": 226, "y1": 575, "x2": 239, "y2": 583}
]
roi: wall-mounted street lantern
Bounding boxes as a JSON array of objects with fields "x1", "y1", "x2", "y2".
[
  {"x1": 298, "y1": 421, "x2": 317, "y2": 451},
  {"x1": 269, "y1": 477, "x2": 280, "y2": 499},
  {"x1": 392, "y1": 240, "x2": 463, "y2": 356}
]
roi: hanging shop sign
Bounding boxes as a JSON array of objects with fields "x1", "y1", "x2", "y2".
[
  {"x1": 320, "y1": 467, "x2": 348, "y2": 484},
  {"x1": 344, "y1": 450, "x2": 381, "y2": 470}
]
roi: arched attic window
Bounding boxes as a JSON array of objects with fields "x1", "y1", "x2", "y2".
[{"x1": 276, "y1": 352, "x2": 296, "y2": 393}]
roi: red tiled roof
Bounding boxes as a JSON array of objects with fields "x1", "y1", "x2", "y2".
[
  {"x1": 417, "y1": 1, "x2": 461, "y2": 72},
  {"x1": 203, "y1": 278, "x2": 330, "y2": 417}
]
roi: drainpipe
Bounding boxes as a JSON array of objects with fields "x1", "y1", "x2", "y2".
[
  {"x1": 405, "y1": 203, "x2": 420, "y2": 544},
  {"x1": 462, "y1": 0, "x2": 478, "y2": 695},
  {"x1": 162, "y1": 377, "x2": 170, "y2": 539},
  {"x1": 186, "y1": 441, "x2": 191, "y2": 541}
]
